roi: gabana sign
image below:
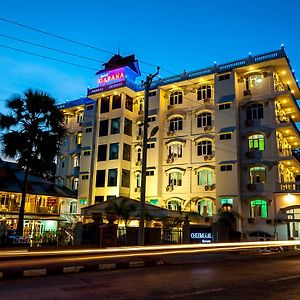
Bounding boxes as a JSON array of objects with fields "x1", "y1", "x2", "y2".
[
  {"x1": 190, "y1": 226, "x2": 213, "y2": 244},
  {"x1": 98, "y1": 67, "x2": 125, "y2": 86}
]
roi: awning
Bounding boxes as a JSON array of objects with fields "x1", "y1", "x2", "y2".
[
  {"x1": 218, "y1": 126, "x2": 236, "y2": 134},
  {"x1": 217, "y1": 94, "x2": 235, "y2": 104}
]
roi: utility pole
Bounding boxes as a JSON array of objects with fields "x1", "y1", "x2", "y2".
[{"x1": 138, "y1": 67, "x2": 159, "y2": 246}]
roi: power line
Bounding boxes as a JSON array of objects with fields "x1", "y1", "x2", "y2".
[
  {"x1": 0, "y1": 17, "x2": 114, "y2": 55},
  {"x1": 0, "y1": 43, "x2": 98, "y2": 71},
  {"x1": 0, "y1": 33, "x2": 104, "y2": 63}
]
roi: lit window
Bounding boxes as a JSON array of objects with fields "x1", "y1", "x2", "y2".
[
  {"x1": 169, "y1": 117, "x2": 183, "y2": 131},
  {"x1": 245, "y1": 75, "x2": 263, "y2": 91},
  {"x1": 111, "y1": 118, "x2": 120, "y2": 134},
  {"x1": 168, "y1": 200, "x2": 182, "y2": 211},
  {"x1": 73, "y1": 156, "x2": 80, "y2": 168},
  {"x1": 249, "y1": 166, "x2": 266, "y2": 183},
  {"x1": 136, "y1": 173, "x2": 141, "y2": 187},
  {"x1": 250, "y1": 199, "x2": 268, "y2": 218},
  {"x1": 197, "y1": 140, "x2": 212, "y2": 156},
  {"x1": 197, "y1": 199, "x2": 215, "y2": 216},
  {"x1": 76, "y1": 133, "x2": 82, "y2": 146},
  {"x1": 198, "y1": 169, "x2": 213, "y2": 186},
  {"x1": 197, "y1": 112, "x2": 212, "y2": 128},
  {"x1": 197, "y1": 85, "x2": 212, "y2": 101},
  {"x1": 72, "y1": 178, "x2": 79, "y2": 190},
  {"x1": 168, "y1": 171, "x2": 182, "y2": 186},
  {"x1": 69, "y1": 200, "x2": 77, "y2": 214},
  {"x1": 168, "y1": 144, "x2": 183, "y2": 158},
  {"x1": 248, "y1": 134, "x2": 265, "y2": 151},
  {"x1": 76, "y1": 112, "x2": 83, "y2": 123},
  {"x1": 169, "y1": 91, "x2": 183, "y2": 105}
]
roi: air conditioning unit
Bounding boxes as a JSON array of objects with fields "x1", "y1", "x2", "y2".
[
  {"x1": 243, "y1": 90, "x2": 252, "y2": 96},
  {"x1": 248, "y1": 217, "x2": 255, "y2": 224},
  {"x1": 245, "y1": 120, "x2": 253, "y2": 127},
  {"x1": 204, "y1": 217, "x2": 210, "y2": 222},
  {"x1": 134, "y1": 187, "x2": 141, "y2": 192},
  {"x1": 138, "y1": 110, "x2": 144, "y2": 115},
  {"x1": 205, "y1": 185, "x2": 209, "y2": 191},
  {"x1": 204, "y1": 155, "x2": 209, "y2": 161},
  {"x1": 166, "y1": 185, "x2": 174, "y2": 192},
  {"x1": 203, "y1": 98, "x2": 209, "y2": 103},
  {"x1": 247, "y1": 183, "x2": 256, "y2": 191},
  {"x1": 167, "y1": 157, "x2": 174, "y2": 163},
  {"x1": 137, "y1": 135, "x2": 142, "y2": 140},
  {"x1": 210, "y1": 184, "x2": 216, "y2": 190},
  {"x1": 167, "y1": 105, "x2": 174, "y2": 110},
  {"x1": 136, "y1": 160, "x2": 142, "y2": 166},
  {"x1": 245, "y1": 151, "x2": 255, "y2": 159},
  {"x1": 167, "y1": 130, "x2": 175, "y2": 136},
  {"x1": 266, "y1": 219, "x2": 272, "y2": 224}
]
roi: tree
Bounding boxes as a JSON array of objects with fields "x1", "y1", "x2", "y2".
[{"x1": 0, "y1": 89, "x2": 66, "y2": 235}]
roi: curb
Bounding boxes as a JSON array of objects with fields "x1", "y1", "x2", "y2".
[{"x1": 0, "y1": 258, "x2": 165, "y2": 280}]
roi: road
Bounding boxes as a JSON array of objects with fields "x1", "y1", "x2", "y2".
[{"x1": 1, "y1": 251, "x2": 300, "y2": 300}]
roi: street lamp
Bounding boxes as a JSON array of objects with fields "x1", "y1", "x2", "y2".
[{"x1": 138, "y1": 68, "x2": 159, "y2": 246}]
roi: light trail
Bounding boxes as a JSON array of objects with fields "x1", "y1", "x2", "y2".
[{"x1": 0, "y1": 241, "x2": 299, "y2": 259}]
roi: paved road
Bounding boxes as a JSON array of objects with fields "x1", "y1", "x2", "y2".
[{"x1": 1, "y1": 252, "x2": 300, "y2": 300}]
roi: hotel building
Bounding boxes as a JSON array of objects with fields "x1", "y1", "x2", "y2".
[{"x1": 56, "y1": 48, "x2": 300, "y2": 240}]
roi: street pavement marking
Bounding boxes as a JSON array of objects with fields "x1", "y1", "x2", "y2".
[
  {"x1": 23, "y1": 269, "x2": 47, "y2": 277},
  {"x1": 99, "y1": 263, "x2": 116, "y2": 270},
  {"x1": 168, "y1": 288, "x2": 225, "y2": 298},
  {"x1": 129, "y1": 261, "x2": 145, "y2": 268},
  {"x1": 63, "y1": 266, "x2": 83, "y2": 273},
  {"x1": 269, "y1": 274, "x2": 300, "y2": 282}
]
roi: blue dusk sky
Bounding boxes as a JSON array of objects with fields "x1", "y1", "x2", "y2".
[{"x1": 0, "y1": 0, "x2": 299, "y2": 113}]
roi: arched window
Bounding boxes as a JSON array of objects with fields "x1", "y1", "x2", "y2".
[
  {"x1": 250, "y1": 199, "x2": 268, "y2": 218},
  {"x1": 197, "y1": 85, "x2": 212, "y2": 100},
  {"x1": 197, "y1": 112, "x2": 212, "y2": 128},
  {"x1": 168, "y1": 144, "x2": 183, "y2": 158},
  {"x1": 197, "y1": 199, "x2": 215, "y2": 216},
  {"x1": 168, "y1": 172, "x2": 182, "y2": 186},
  {"x1": 72, "y1": 177, "x2": 79, "y2": 190},
  {"x1": 246, "y1": 103, "x2": 263, "y2": 120},
  {"x1": 169, "y1": 91, "x2": 183, "y2": 105},
  {"x1": 169, "y1": 117, "x2": 183, "y2": 131},
  {"x1": 197, "y1": 140, "x2": 212, "y2": 156},
  {"x1": 168, "y1": 199, "x2": 182, "y2": 211},
  {"x1": 137, "y1": 148, "x2": 142, "y2": 162},
  {"x1": 248, "y1": 134, "x2": 265, "y2": 151},
  {"x1": 70, "y1": 200, "x2": 77, "y2": 214},
  {"x1": 249, "y1": 166, "x2": 266, "y2": 183},
  {"x1": 136, "y1": 173, "x2": 141, "y2": 188},
  {"x1": 198, "y1": 169, "x2": 214, "y2": 186}
]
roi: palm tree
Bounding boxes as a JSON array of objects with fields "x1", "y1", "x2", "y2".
[{"x1": 0, "y1": 89, "x2": 66, "y2": 235}]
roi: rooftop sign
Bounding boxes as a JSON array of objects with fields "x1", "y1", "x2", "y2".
[{"x1": 98, "y1": 67, "x2": 125, "y2": 86}]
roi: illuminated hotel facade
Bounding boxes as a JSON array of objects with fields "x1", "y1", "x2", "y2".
[{"x1": 56, "y1": 48, "x2": 300, "y2": 241}]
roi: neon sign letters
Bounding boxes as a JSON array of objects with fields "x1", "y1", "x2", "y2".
[{"x1": 98, "y1": 68, "x2": 125, "y2": 86}]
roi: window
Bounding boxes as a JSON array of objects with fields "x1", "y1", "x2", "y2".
[
  {"x1": 82, "y1": 175, "x2": 89, "y2": 180},
  {"x1": 112, "y1": 94, "x2": 121, "y2": 109},
  {"x1": 76, "y1": 133, "x2": 82, "y2": 146},
  {"x1": 198, "y1": 199, "x2": 215, "y2": 216},
  {"x1": 218, "y1": 73, "x2": 230, "y2": 81},
  {"x1": 123, "y1": 143, "x2": 131, "y2": 161},
  {"x1": 245, "y1": 75, "x2": 263, "y2": 91},
  {"x1": 246, "y1": 103, "x2": 263, "y2": 120},
  {"x1": 250, "y1": 199, "x2": 268, "y2": 218},
  {"x1": 168, "y1": 171, "x2": 182, "y2": 186},
  {"x1": 137, "y1": 148, "x2": 142, "y2": 162},
  {"x1": 220, "y1": 165, "x2": 232, "y2": 171},
  {"x1": 83, "y1": 151, "x2": 90, "y2": 156},
  {"x1": 147, "y1": 143, "x2": 155, "y2": 149},
  {"x1": 107, "y1": 195, "x2": 116, "y2": 201},
  {"x1": 168, "y1": 200, "x2": 182, "y2": 211},
  {"x1": 146, "y1": 170, "x2": 154, "y2": 176},
  {"x1": 150, "y1": 199, "x2": 159, "y2": 205},
  {"x1": 86, "y1": 105, "x2": 94, "y2": 111},
  {"x1": 149, "y1": 91, "x2": 157, "y2": 97},
  {"x1": 69, "y1": 200, "x2": 77, "y2": 214},
  {"x1": 124, "y1": 118, "x2": 132, "y2": 136},
  {"x1": 73, "y1": 155, "x2": 80, "y2": 167},
  {"x1": 108, "y1": 169, "x2": 118, "y2": 186},
  {"x1": 98, "y1": 144, "x2": 107, "y2": 161},
  {"x1": 76, "y1": 113, "x2": 83, "y2": 124},
  {"x1": 197, "y1": 85, "x2": 212, "y2": 100},
  {"x1": 136, "y1": 173, "x2": 141, "y2": 187},
  {"x1": 168, "y1": 144, "x2": 183, "y2": 158},
  {"x1": 100, "y1": 96, "x2": 110, "y2": 113},
  {"x1": 85, "y1": 127, "x2": 92, "y2": 133},
  {"x1": 72, "y1": 178, "x2": 79, "y2": 190},
  {"x1": 111, "y1": 118, "x2": 120, "y2": 134},
  {"x1": 125, "y1": 95, "x2": 133, "y2": 111},
  {"x1": 79, "y1": 199, "x2": 88, "y2": 205},
  {"x1": 198, "y1": 169, "x2": 213, "y2": 186},
  {"x1": 137, "y1": 123, "x2": 143, "y2": 136},
  {"x1": 121, "y1": 169, "x2": 130, "y2": 188},
  {"x1": 109, "y1": 143, "x2": 119, "y2": 160},
  {"x1": 218, "y1": 103, "x2": 231, "y2": 110},
  {"x1": 220, "y1": 198, "x2": 234, "y2": 205},
  {"x1": 248, "y1": 134, "x2": 265, "y2": 151},
  {"x1": 65, "y1": 115, "x2": 69, "y2": 125},
  {"x1": 197, "y1": 112, "x2": 212, "y2": 128},
  {"x1": 249, "y1": 166, "x2": 266, "y2": 183},
  {"x1": 169, "y1": 117, "x2": 183, "y2": 131},
  {"x1": 169, "y1": 91, "x2": 183, "y2": 105},
  {"x1": 96, "y1": 170, "x2": 105, "y2": 187},
  {"x1": 95, "y1": 196, "x2": 104, "y2": 203},
  {"x1": 220, "y1": 133, "x2": 232, "y2": 140},
  {"x1": 148, "y1": 116, "x2": 156, "y2": 122},
  {"x1": 197, "y1": 140, "x2": 212, "y2": 156},
  {"x1": 99, "y1": 119, "x2": 109, "y2": 136}
]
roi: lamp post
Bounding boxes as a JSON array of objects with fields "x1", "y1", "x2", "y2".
[{"x1": 138, "y1": 68, "x2": 159, "y2": 246}]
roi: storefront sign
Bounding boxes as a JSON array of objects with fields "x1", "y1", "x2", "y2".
[
  {"x1": 190, "y1": 226, "x2": 213, "y2": 244},
  {"x1": 98, "y1": 67, "x2": 125, "y2": 86}
]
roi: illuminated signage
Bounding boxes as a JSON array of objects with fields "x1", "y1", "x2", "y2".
[
  {"x1": 98, "y1": 68, "x2": 125, "y2": 86},
  {"x1": 190, "y1": 226, "x2": 213, "y2": 244}
]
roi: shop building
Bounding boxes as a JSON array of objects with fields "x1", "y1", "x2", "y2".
[{"x1": 56, "y1": 48, "x2": 300, "y2": 240}]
